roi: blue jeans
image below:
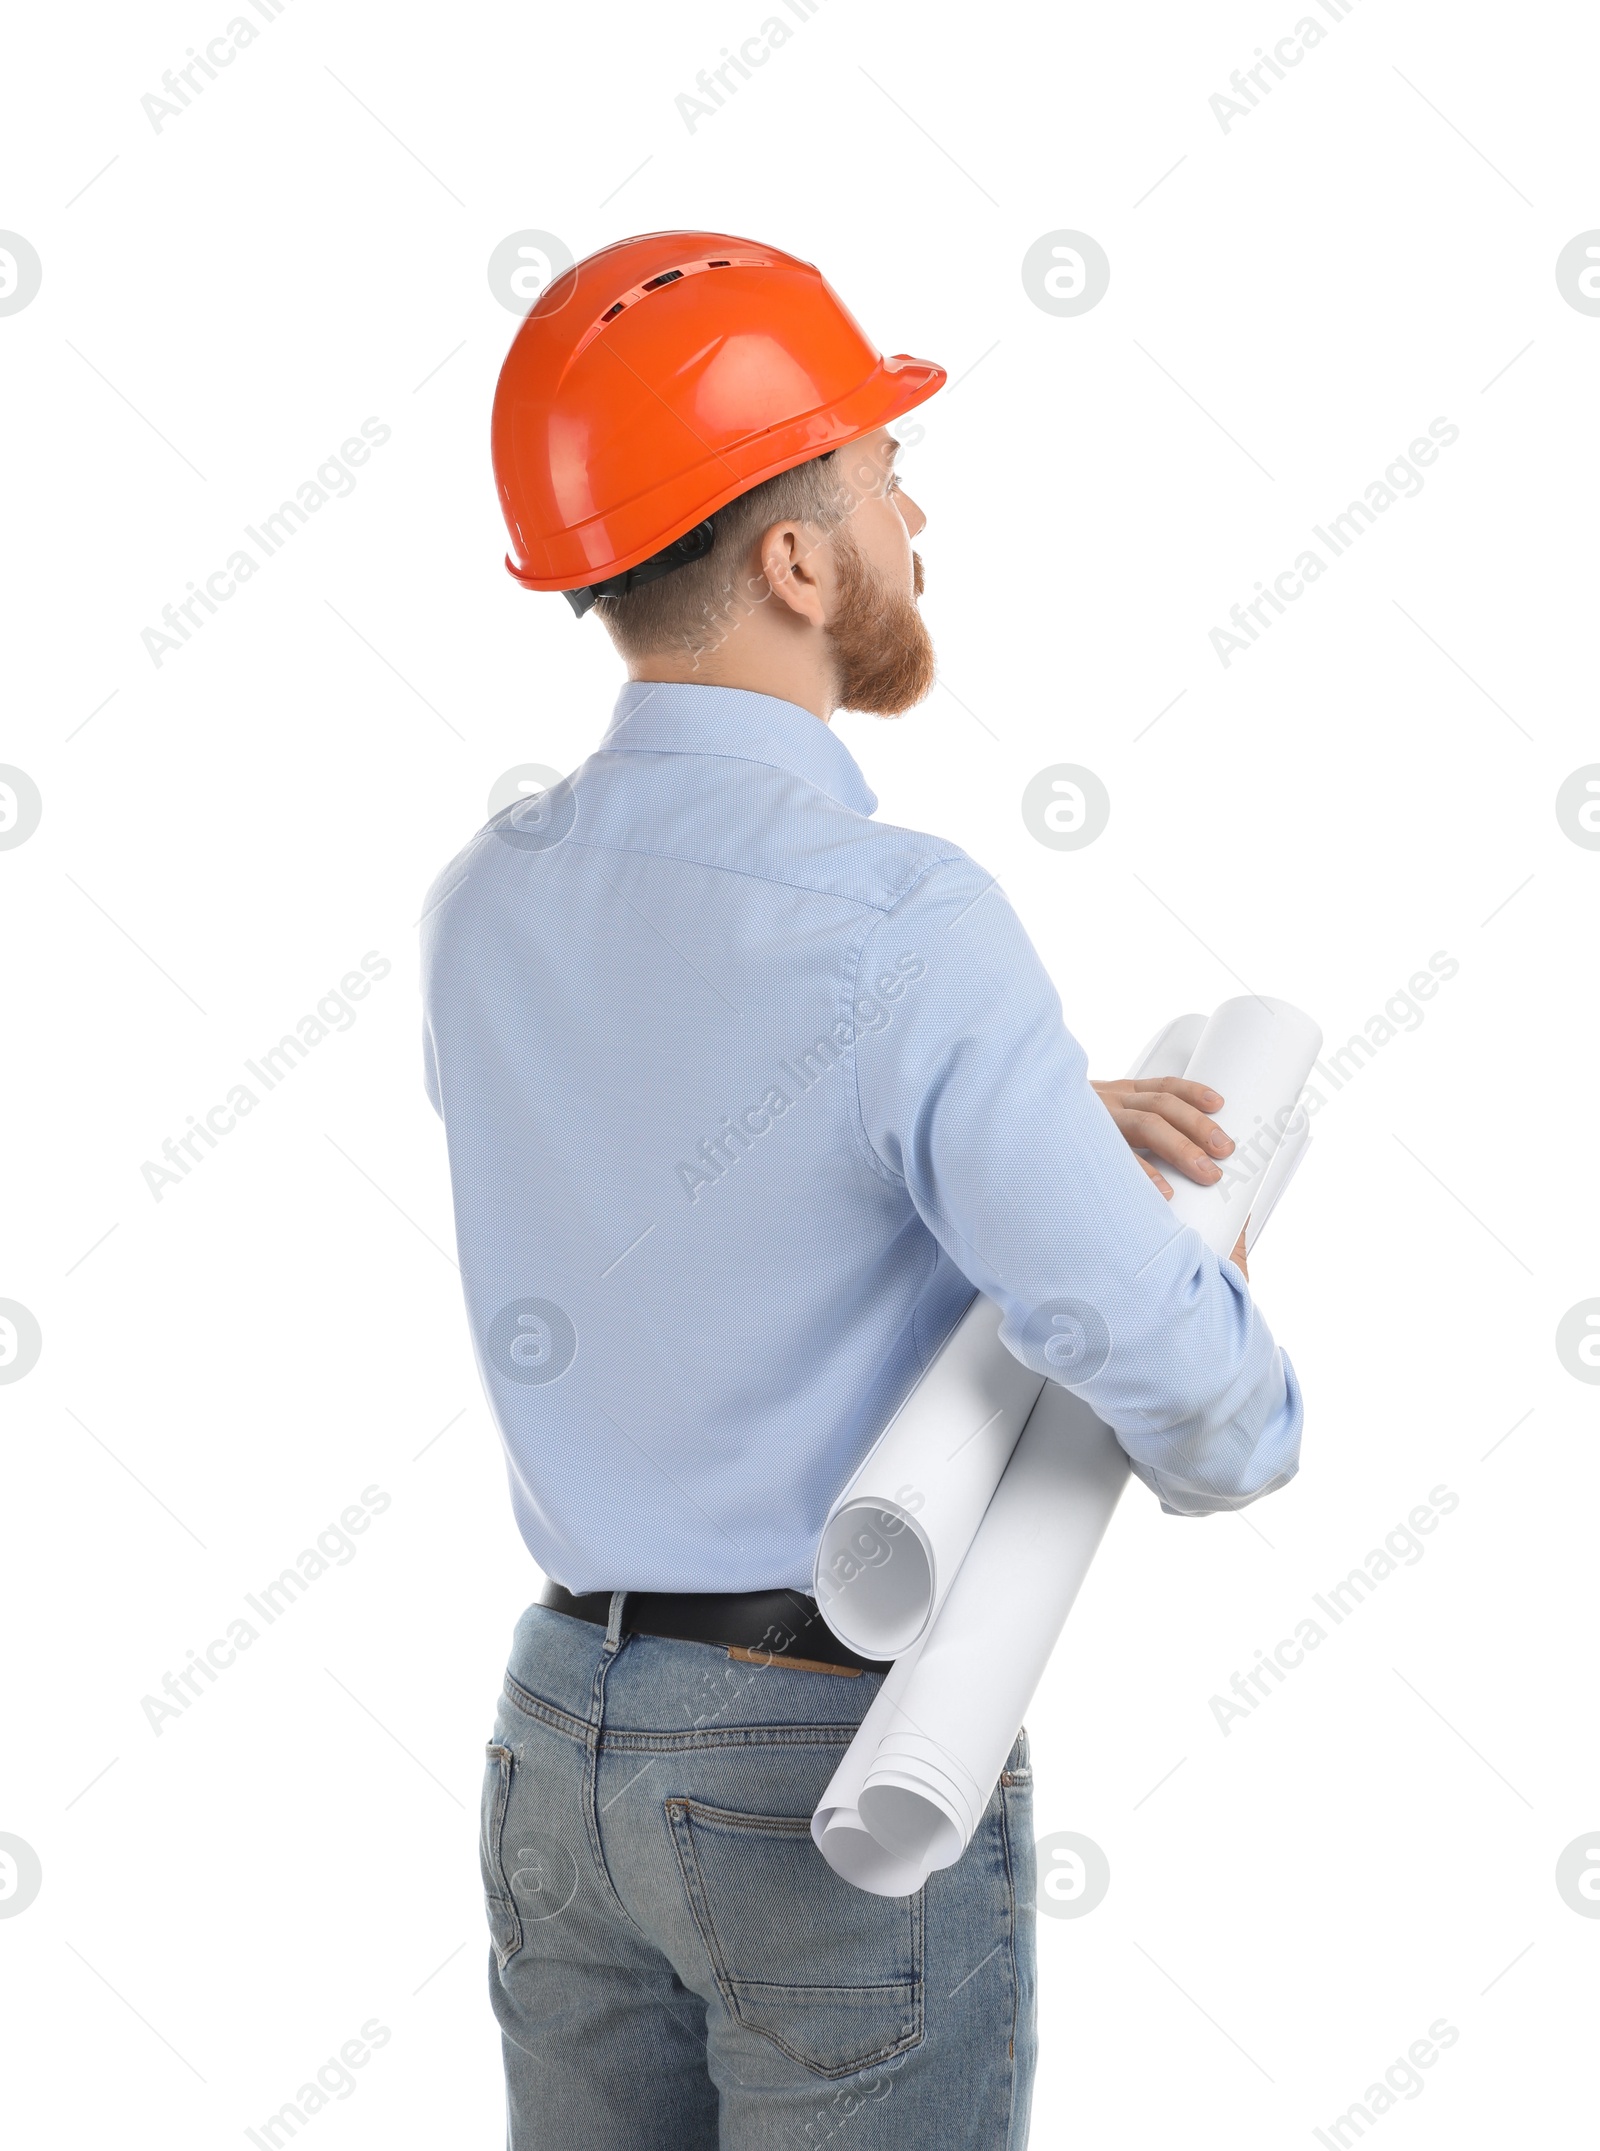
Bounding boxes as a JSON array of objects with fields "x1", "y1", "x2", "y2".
[{"x1": 480, "y1": 1598, "x2": 1037, "y2": 2148}]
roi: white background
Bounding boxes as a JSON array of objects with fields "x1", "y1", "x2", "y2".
[{"x1": 3, "y1": 0, "x2": 1596, "y2": 2142}]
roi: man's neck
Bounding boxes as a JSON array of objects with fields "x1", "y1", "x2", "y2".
[{"x1": 626, "y1": 649, "x2": 836, "y2": 723}]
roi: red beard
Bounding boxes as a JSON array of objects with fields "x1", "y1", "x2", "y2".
[{"x1": 827, "y1": 539, "x2": 935, "y2": 717}]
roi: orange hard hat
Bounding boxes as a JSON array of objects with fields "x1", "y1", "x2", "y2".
[{"x1": 490, "y1": 231, "x2": 945, "y2": 611}]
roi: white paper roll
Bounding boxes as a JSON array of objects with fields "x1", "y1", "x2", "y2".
[
  {"x1": 1245, "y1": 1103, "x2": 1312, "y2": 1254},
  {"x1": 812, "y1": 1637, "x2": 935, "y2": 1896},
  {"x1": 1128, "y1": 1011, "x2": 1208, "y2": 1084},
  {"x1": 1161, "y1": 997, "x2": 1323, "y2": 1259},
  {"x1": 814, "y1": 1383, "x2": 1130, "y2": 1895},
  {"x1": 811, "y1": 1296, "x2": 1046, "y2": 1660}
]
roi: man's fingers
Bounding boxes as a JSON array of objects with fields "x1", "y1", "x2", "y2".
[
  {"x1": 1131, "y1": 1091, "x2": 1234, "y2": 1154},
  {"x1": 1093, "y1": 1076, "x2": 1235, "y2": 1186},
  {"x1": 1118, "y1": 1084, "x2": 1230, "y2": 1152},
  {"x1": 1100, "y1": 1079, "x2": 1233, "y2": 1156},
  {"x1": 1119, "y1": 1107, "x2": 1225, "y2": 1185},
  {"x1": 1120, "y1": 1076, "x2": 1224, "y2": 1112}
]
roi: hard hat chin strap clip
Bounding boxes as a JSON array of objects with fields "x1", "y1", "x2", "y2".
[{"x1": 563, "y1": 515, "x2": 719, "y2": 618}]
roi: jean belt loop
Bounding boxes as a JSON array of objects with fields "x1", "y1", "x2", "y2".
[{"x1": 603, "y1": 1590, "x2": 628, "y2": 1655}]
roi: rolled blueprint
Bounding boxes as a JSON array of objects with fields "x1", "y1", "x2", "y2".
[
  {"x1": 806, "y1": 1636, "x2": 933, "y2": 1896},
  {"x1": 813, "y1": 996, "x2": 1322, "y2": 1895},
  {"x1": 847, "y1": 1385, "x2": 1130, "y2": 1879},
  {"x1": 1162, "y1": 997, "x2": 1322, "y2": 1254},
  {"x1": 812, "y1": 1300, "x2": 1046, "y2": 1660},
  {"x1": 1128, "y1": 1011, "x2": 1208, "y2": 1084},
  {"x1": 1245, "y1": 1101, "x2": 1311, "y2": 1254}
]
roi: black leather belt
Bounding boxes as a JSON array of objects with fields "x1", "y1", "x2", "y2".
[{"x1": 537, "y1": 1581, "x2": 892, "y2": 1675}]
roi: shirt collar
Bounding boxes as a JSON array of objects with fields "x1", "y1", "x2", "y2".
[{"x1": 598, "y1": 682, "x2": 878, "y2": 817}]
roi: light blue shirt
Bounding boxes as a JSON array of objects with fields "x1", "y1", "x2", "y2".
[{"x1": 420, "y1": 683, "x2": 1302, "y2": 1592}]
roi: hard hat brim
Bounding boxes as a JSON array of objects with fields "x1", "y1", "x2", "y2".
[{"x1": 503, "y1": 352, "x2": 945, "y2": 593}]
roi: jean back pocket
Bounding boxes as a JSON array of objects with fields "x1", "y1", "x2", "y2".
[{"x1": 666, "y1": 1797, "x2": 923, "y2": 2078}]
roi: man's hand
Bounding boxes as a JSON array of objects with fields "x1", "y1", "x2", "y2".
[
  {"x1": 1091, "y1": 1076, "x2": 1235, "y2": 1196},
  {"x1": 1091, "y1": 1076, "x2": 1251, "y2": 1278}
]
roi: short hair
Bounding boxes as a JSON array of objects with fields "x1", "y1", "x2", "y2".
[{"x1": 592, "y1": 451, "x2": 846, "y2": 661}]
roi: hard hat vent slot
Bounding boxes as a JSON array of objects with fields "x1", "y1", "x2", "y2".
[{"x1": 571, "y1": 252, "x2": 788, "y2": 367}]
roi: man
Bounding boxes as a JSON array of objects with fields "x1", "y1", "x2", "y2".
[{"x1": 420, "y1": 232, "x2": 1300, "y2": 2149}]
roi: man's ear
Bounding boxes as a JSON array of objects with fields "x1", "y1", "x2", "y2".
[{"x1": 758, "y1": 521, "x2": 829, "y2": 629}]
